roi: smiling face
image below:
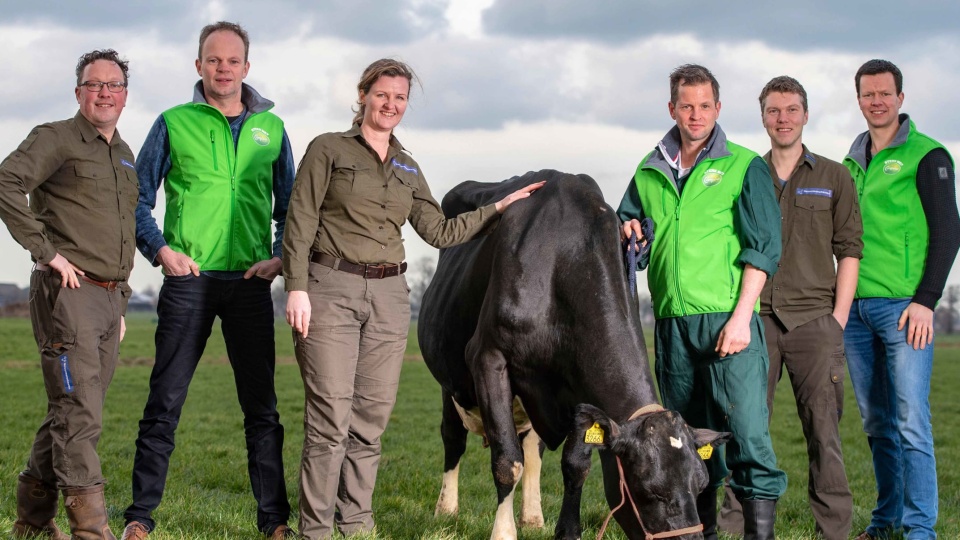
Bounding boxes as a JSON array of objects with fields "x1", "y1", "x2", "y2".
[
  {"x1": 75, "y1": 59, "x2": 127, "y2": 138},
  {"x1": 857, "y1": 72, "x2": 903, "y2": 131},
  {"x1": 196, "y1": 29, "x2": 249, "y2": 106},
  {"x1": 360, "y1": 75, "x2": 409, "y2": 135},
  {"x1": 762, "y1": 91, "x2": 808, "y2": 150},
  {"x1": 669, "y1": 83, "x2": 721, "y2": 146}
]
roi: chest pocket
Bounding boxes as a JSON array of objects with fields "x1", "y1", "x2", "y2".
[
  {"x1": 120, "y1": 167, "x2": 140, "y2": 212},
  {"x1": 74, "y1": 162, "x2": 114, "y2": 208},
  {"x1": 329, "y1": 155, "x2": 375, "y2": 195},
  {"x1": 388, "y1": 168, "x2": 417, "y2": 216},
  {"x1": 794, "y1": 192, "x2": 833, "y2": 237}
]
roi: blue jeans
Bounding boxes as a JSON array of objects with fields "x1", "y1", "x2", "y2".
[
  {"x1": 844, "y1": 298, "x2": 937, "y2": 539},
  {"x1": 124, "y1": 274, "x2": 290, "y2": 534}
]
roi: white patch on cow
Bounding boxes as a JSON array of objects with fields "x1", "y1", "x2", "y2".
[
  {"x1": 435, "y1": 463, "x2": 460, "y2": 516},
  {"x1": 491, "y1": 482, "x2": 518, "y2": 540},
  {"x1": 670, "y1": 436, "x2": 684, "y2": 449},
  {"x1": 519, "y1": 430, "x2": 544, "y2": 528},
  {"x1": 452, "y1": 396, "x2": 534, "y2": 446}
]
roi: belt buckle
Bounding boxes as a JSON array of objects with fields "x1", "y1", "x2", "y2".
[
  {"x1": 106, "y1": 281, "x2": 119, "y2": 292},
  {"x1": 364, "y1": 265, "x2": 384, "y2": 279}
]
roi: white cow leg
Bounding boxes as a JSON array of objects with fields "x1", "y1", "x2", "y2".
[
  {"x1": 435, "y1": 463, "x2": 460, "y2": 516},
  {"x1": 490, "y1": 472, "x2": 520, "y2": 540},
  {"x1": 518, "y1": 430, "x2": 544, "y2": 528}
]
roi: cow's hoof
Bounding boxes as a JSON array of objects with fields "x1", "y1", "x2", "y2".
[
  {"x1": 434, "y1": 502, "x2": 458, "y2": 517},
  {"x1": 518, "y1": 514, "x2": 544, "y2": 528}
]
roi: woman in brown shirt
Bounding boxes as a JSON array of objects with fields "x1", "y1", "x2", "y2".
[{"x1": 281, "y1": 58, "x2": 540, "y2": 539}]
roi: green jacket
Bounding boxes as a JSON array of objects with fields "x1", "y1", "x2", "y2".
[
  {"x1": 844, "y1": 116, "x2": 948, "y2": 299},
  {"x1": 634, "y1": 137, "x2": 758, "y2": 318},
  {"x1": 161, "y1": 103, "x2": 283, "y2": 271}
]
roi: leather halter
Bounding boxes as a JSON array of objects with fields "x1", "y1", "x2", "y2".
[{"x1": 595, "y1": 405, "x2": 704, "y2": 540}]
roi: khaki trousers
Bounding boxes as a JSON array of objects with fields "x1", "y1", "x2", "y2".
[
  {"x1": 295, "y1": 263, "x2": 410, "y2": 539},
  {"x1": 25, "y1": 268, "x2": 122, "y2": 489}
]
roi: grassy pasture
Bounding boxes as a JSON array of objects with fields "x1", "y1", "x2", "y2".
[{"x1": 0, "y1": 316, "x2": 957, "y2": 539}]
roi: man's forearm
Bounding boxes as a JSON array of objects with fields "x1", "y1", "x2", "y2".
[
  {"x1": 833, "y1": 257, "x2": 859, "y2": 325},
  {"x1": 732, "y1": 264, "x2": 767, "y2": 322}
]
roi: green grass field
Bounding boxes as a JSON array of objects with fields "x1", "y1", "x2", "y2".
[{"x1": 0, "y1": 316, "x2": 957, "y2": 539}]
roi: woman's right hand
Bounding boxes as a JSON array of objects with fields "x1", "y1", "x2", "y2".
[{"x1": 286, "y1": 290, "x2": 312, "y2": 338}]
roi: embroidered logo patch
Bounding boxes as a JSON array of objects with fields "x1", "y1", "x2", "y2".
[
  {"x1": 796, "y1": 188, "x2": 833, "y2": 197},
  {"x1": 882, "y1": 160, "x2": 903, "y2": 175},
  {"x1": 940, "y1": 167, "x2": 949, "y2": 180},
  {"x1": 59, "y1": 354, "x2": 75, "y2": 393},
  {"x1": 251, "y1": 127, "x2": 270, "y2": 146},
  {"x1": 391, "y1": 158, "x2": 419, "y2": 176},
  {"x1": 702, "y1": 169, "x2": 724, "y2": 187},
  {"x1": 120, "y1": 159, "x2": 135, "y2": 169}
]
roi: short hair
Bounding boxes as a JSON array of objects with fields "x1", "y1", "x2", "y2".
[
  {"x1": 669, "y1": 64, "x2": 719, "y2": 104},
  {"x1": 75, "y1": 49, "x2": 129, "y2": 86},
  {"x1": 855, "y1": 59, "x2": 903, "y2": 95},
  {"x1": 352, "y1": 58, "x2": 420, "y2": 126},
  {"x1": 758, "y1": 75, "x2": 808, "y2": 112},
  {"x1": 198, "y1": 21, "x2": 250, "y2": 62}
]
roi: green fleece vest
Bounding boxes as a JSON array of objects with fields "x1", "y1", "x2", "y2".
[
  {"x1": 634, "y1": 142, "x2": 756, "y2": 318},
  {"x1": 844, "y1": 121, "x2": 948, "y2": 299},
  {"x1": 162, "y1": 104, "x2": 282, "y2": 271}
]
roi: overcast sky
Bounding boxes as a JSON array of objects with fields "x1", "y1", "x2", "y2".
[{"x1": 1, "y1": 0, "x2": 958, "y2": 292}]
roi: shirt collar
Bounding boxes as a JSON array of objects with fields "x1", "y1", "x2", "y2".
[
  {"x1": 342, "y1": 123, "x2": 408, "y2": 154},
  {"x1": 74, "y1": 110, "x2": 121, "y2": 146}
]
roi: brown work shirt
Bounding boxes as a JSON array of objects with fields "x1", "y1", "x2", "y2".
[
  {"x1": 0, "y1": 112, "x2": 138, "y2": 307},
  {"x1": 283, "y1": 125, "x2": 499, "y2": 291},
  {"x1": 760, "y1": 146, "x2": 863, "y2": 331}
]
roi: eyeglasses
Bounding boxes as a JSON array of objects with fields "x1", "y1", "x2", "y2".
[{"x1": 79, "y1": 81, "x2": 127, "y2": 93}]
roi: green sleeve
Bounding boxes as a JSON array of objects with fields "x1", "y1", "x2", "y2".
[{"x1": 734, "y1": 157, "x2": 781, "y2": 276}]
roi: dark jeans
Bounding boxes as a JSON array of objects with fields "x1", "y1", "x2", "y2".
[{"x1": 124, "y1": 274, "x2": 290, "y2": 534}]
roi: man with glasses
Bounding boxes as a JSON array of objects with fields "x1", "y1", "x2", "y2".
[
  {"x1": 121, "y1": 21, "x2": 295, "y2": 540},
  {"x1": 0, "y1": 49, "x2": 136, "y2": 539}
]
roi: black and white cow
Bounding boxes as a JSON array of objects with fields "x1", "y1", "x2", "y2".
[{"x1": 418, "y1": 170, "x2": 730, "y2": 540}]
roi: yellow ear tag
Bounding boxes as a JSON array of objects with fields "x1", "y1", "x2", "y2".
[
  {"x1": 584, "y1": 422, "x2": 605, "y2": 445},
  {"x1": 697, "y1": 443, "x2": 714, "y2": 460}
]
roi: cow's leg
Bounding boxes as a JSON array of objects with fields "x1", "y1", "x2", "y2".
[
  {"x1": 467, "y1": 345, "x2": 523, "y2": 540},
  {"x1": 555, "y1": 433, "x2": 592, "y2": 540},
  {"x1": 518, "y1": 429, "x2": 545, "y2": 528},
  {"x1": 435, "y1": 388, "x2": 468, "y2": 516}
]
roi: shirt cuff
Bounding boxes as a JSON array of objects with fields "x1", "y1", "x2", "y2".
[
  {"x1": 912, "y1": 289, "x2": 940, "y2": 311},
  {"x1": 284, "y1": 277, "x2": 308, "y2": 292},
  {"x1": 736, "y1": 248, "x2": 778, "y2": 277}
]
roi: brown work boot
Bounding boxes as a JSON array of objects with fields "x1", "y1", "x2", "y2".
[
  {"x1": 120, "y1": 521, "x2": 150, "y2": 540},
  {"x1": 269, "y1": 524, "x2": 298, "y2": 539},
  {"x1": 853, "y1": 533, "x2": 875, "y2": 540},
  {"x1": 63, "y1": 485, "x2": 116, "y2": 540},
  {"x1": 11, "y1": 473, "x2": 69, "y2": 540}
]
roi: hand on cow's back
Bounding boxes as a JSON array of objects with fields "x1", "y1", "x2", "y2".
[{"x1": 494, "y1": 181, "x2": 546, "y2": 214}]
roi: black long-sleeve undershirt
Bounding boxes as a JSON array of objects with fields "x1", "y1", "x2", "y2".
[{"x1": 867, "y1": 147, "x2": 960, "y2": 308}]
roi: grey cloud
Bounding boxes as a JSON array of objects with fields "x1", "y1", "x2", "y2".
[
  {"x1": 482, "y1": 0, "x2": 960, "y2": 52},
  {"x1": 2, "y1": 0, "x2": 451, "y2": 45}
]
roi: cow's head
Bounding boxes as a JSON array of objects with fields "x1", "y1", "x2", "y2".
[{"x1": 573, "y1": 404, "x2": 731, "y2": 539}]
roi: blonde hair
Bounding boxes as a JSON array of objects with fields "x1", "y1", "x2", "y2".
[{"x1": 352, "y1": 58, "x2": 419, "y2": 126}]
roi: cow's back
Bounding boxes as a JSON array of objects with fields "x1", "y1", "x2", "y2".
[{"x1": 419, "y1": 170, "x2": 655, "y2": 449}]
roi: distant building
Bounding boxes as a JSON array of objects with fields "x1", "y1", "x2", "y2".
[{"x1": 0, "y1": 283, "x2": 28, "y2": 307}]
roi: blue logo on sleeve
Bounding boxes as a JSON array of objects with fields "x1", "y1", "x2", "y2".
[
  {"x1": 796, "y1": 188, "x2": 833, "y2": 198},
  {"x1": 59, "y1": 354, "x2": 75, "y2": 393},
  {"x1": 120, "y1": 159, "x2": 135, "y2": 169},
  {"x1": 390, "y1": 158, "x2": 418, "y2": 176}
]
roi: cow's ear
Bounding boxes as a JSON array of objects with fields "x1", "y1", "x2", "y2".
[
  {"x1": 691, "y1": 428, "x2": 732, "y2": 448},
  {"x1": 573, "y1": 403, "x2": 621, "y2": 449}
]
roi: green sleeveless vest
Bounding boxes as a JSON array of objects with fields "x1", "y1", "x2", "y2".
[
  {"x1": 634, "y1": 142, "x2": 757, "y2": 318},
  {"x1": 162, "y1": 103, "x2": 282, "y2": 271},
  {"x1": 844, "y1": 121, "x2": 947, "y2": 298}
]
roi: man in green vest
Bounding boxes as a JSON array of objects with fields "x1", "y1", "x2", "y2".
[
  {"x1": 618, "y1": 64, "x2": 786, "y2": 540},
  {"x1": 843, "y1": 59, "x2": 960, "y2": 540},
  {"x1": 122, "y1": 22, "x2": 295, "y2": 540}
]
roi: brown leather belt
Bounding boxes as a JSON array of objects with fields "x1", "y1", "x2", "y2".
[
  {"x1": 311, "y1": 252, "x2": 407, "y2": 279},
  {"x1": 35, "y1": 262, "x2": 122, "y2": 291}
]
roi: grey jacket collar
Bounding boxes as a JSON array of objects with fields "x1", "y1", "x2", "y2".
[
  {"x1": 846, "y1": 113, "x2": 911, "y2": 170},
  {"x1": 644, "y1": 124, "x2": 730, "y2": 180},
  {"x1": 190, "y1": 81, "x2": 275, "y2": 117}
]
